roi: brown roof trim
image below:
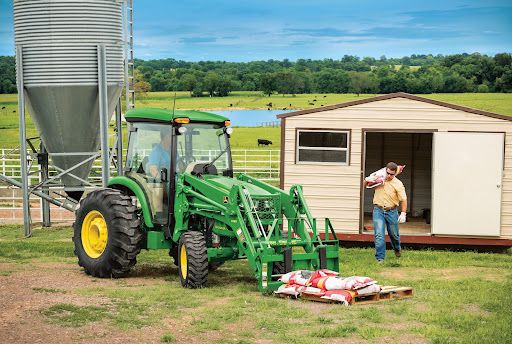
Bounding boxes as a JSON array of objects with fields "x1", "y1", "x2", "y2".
[
  {"x1": 276, "y1": 92, "x2": 512, "y2": 121},
  {"x1": 279, "y1": 118, "x2": 285, "y2": 190}
]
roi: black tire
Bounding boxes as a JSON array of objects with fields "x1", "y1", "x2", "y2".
[
  {"x1": 208, "y1": 261, "x2": 225, "y2": 271},
  {"x1": 178, "y1": 232, "x2": 208, "y2": 288},
  {"x1": 73, "y1": 188, "x2": 142, "y2": 278}
]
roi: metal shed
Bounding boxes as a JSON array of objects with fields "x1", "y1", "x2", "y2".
[{"x1": 277, "y1": 92, "x2": 512, "y2": 247}]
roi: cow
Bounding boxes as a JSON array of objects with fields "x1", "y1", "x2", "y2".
[{"x1": 258, "y1": 139, "x2": 272, "y2": 146}]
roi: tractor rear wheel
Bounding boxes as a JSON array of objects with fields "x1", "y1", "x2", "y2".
[
  {"x1": 73, "y1": 189, "x2": 142, "y2": 278},
  {"x1": 178, "y1": 232, "x2": 208, "y2": 288}
]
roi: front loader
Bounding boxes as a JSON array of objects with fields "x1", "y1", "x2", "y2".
[{"x1": 73, "y1": 108, "x2": 339, "y2": 292}]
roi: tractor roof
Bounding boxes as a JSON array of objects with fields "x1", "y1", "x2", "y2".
[{"x1": 125, "y1": 108, "x2": 228, "y2": 124}]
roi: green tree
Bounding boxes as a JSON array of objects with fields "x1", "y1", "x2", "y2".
[
  {"x1": 180, "y1": 73, "x2": 198, "y2": 95},
  {"x1": 259, "y1": 73, "x2": 276, "y2": 96},
  {"x1": 349, "y1": 72, "x2": 376, "y2": 96},
  {"x1": 203, "y1": 72, "x2": 220, "y2": 97}
]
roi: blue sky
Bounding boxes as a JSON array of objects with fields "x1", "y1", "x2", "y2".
[{"x1": 1, "y1": 0, "x2": 511, "y2": 61}]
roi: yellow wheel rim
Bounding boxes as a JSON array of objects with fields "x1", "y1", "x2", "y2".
[
  {"x1": 180, "y1": 244, "x2": 188, "y2": 279},
  {"x1": 81, "y1": 210, "x2": 108, "y2": 258}
]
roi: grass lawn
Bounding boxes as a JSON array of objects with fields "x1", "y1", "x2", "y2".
[
  {"x1": 1, "y1": 225, "x2": 511, "y2": 343},
  {"x1": 1, "y1": 92, "x2": 512, "y2": 149}
]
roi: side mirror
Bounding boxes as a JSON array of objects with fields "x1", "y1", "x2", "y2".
[{"x1": 160, "y1": 168, "x2": 168, "y2": 182}]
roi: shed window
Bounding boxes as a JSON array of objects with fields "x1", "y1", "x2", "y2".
[{"x1": 296, "y1": 130, "x2": 349, "y2": 164}]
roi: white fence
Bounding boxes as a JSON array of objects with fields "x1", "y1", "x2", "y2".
[{"x1": 0, "y1": 148, "x2": 280, "y2": 223}]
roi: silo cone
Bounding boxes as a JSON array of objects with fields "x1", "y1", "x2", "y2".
[{"x1": 14, "y1": 0, "x2": 125, "y2": 200}]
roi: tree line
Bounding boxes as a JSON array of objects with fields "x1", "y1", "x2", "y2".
[{"x1": 1, "y1": 53, "x2": 511, "y2": 95}]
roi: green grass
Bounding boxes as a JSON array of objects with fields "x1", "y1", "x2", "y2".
[
  {"x1": 161, "y1": 333, "x2": 176, "y2": 343},
  {"x1": 32, "y1": 287, "x2": 66, "y2": 294},
  {"x1": 2, "y1": 92, "x2": 511, "y2": 148},
  {"x1": 1, "y1": 225, "x2": 512, "y2": 343},
  {"x1": 41, "y1": 303, "x2": 110, "y2": 327}
]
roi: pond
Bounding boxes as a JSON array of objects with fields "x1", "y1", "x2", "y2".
[{"x1": 210, "y1": 110, "x2": 295, "y2": 127}]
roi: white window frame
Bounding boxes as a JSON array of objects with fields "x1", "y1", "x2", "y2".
[{"x1": 296, "y1": 129, "x2": 350, "y2": 165}]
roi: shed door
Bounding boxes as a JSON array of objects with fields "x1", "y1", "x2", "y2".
[{"x1": 432, "y1": 132, "x2": 503, "y2": 236}]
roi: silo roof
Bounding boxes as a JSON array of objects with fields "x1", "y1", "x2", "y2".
[{"x1": 125, "y1": 108, "x2": 228, "y2": 123}]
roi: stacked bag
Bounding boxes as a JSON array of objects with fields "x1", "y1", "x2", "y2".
[
  {"x1": 365, "y1": 165, "x2": 406, "y2": 189},
  {"x1": 275, "y1": 269, "x2": 381, "y2": 305}
]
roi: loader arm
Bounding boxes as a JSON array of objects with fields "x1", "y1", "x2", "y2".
[{"x1": 174, "y1": 172, "x2": 340, "y2": 292}]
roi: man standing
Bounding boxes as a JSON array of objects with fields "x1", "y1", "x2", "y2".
[{"x1": 363, "y1": 162, "x2": 407, "y2": 262}]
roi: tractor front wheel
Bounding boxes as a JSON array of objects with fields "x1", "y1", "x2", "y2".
[
  {"x1": 178, "y1": 232, "x2": 208, "y2": 288},
  {"x1": 73, "y1": 189, "x2": 142, "y2": 278}
]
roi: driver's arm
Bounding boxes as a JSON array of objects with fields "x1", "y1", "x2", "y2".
[
  {"x1": 148, "y1": 165, "x2": 159, "y2": 178},
  {"x1": 148, "y1": 147, "x2": 161, "y2": 178}
]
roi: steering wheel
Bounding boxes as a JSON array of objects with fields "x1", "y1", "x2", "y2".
[{"x1": 177, "y1": 156, "x2": 195, "y2": 172}]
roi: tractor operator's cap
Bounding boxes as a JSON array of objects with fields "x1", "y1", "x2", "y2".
[
  {"x1": 224, "y1": 120, "x2": 231, "y2": 126},
  {"x1": 174, "y1": 117, "x2": 190, "y2": 124}
]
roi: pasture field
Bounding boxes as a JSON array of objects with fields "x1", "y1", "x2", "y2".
[
  {"x1": 1, "y1": 92, "x2": 512, "y2": 148},
  {"x1": 0, "y1": 225, "x2": 511, "y2": 343}
]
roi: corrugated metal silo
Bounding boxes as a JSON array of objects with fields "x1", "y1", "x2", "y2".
[{"x1": 13, "y1": 0, "x2": 125, "y2": 198}]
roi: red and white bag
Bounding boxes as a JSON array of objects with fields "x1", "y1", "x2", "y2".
[
  {"x1": 320, "y1": 290, "x2": 353, "y2": 305},
  {"x1": 340, "y1": 276, "x2": 377, "y2": 290},
  {"x1": 365, "y1": 165, "x2": 405, "y2": 189},
  {"x1": 279, "y1": 270, "x2": 313, "y2": 286},
  {"x1": 355, "y1": 284, "x2": 381, "y2": 295},
  {"x1": 275, "y1": 283, "x2": 305, "y2": 297}
]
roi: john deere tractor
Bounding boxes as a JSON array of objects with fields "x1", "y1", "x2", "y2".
[{"x1": 73, "y1": 108, "x2": 339, "y2": 291}]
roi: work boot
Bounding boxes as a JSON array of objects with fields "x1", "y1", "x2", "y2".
[{"x1": 394, "y1": 250, "x2": 401, "y2": 258}]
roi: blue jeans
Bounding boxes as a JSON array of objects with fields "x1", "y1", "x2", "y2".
[{"x1": 373, "y1": 206, "x2": 401, "y2": 261}]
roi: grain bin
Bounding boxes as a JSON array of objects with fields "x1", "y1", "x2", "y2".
[{"x1": 13, "y1": 0, "x2": 125, "y2": 199}]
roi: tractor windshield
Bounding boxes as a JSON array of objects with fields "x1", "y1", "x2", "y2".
[{"x1": 176, "y1": 123, "x2": 232, "y2": 176}]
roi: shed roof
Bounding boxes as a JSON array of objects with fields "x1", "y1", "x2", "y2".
[{"x1": 276, "y1": 92, "x2": 512, "y2": 122}]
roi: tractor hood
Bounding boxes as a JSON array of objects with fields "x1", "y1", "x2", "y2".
[{"x1": 201, "y1": 175, "x2": 274, "y2": 197}]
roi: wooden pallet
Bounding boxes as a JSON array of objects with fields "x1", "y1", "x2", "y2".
[{"x1": 299, "y1": 286, "x2": 413, "y2": 305}]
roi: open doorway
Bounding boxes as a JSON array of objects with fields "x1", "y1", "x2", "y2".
[{"x1": 362, "y1": 131, "x2": 433, "y2": 235}]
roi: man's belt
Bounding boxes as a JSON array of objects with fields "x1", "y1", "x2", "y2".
[{"x1": 374, "y1": 204, "x2": 397, "y2": 211}]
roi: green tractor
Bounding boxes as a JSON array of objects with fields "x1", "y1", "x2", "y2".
[{"x1": 73, "y1": 108, "x2": 339, "y2": 292}]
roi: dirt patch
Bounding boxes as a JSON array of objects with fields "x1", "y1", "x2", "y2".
[
  {"x1": 378, "y1": 333, "x2": 428, "y2": 344},
  {"x1": 386, "y1": 320, "x2": 425, "y2": 331},
  {"x1": 378, "y1": 267, "x2": 504, "y2": 282},
  {"x1": 0, "y1": 261, "x2": 178, "y2": 344},
  {"x1": 462, "y1": 303, "x2": 492, "y2": 317}
]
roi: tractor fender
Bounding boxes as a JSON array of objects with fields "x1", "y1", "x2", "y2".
[{"x1": 108, "y1": 176, "x2": 154, "y2": 228}]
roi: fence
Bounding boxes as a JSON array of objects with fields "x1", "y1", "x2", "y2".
[
  {"x1": 0, "y1": 148, "x2": 280, "y2": 223},
  {"x1": 256, "y1": 120, "x2": 280, "y2": 127}
]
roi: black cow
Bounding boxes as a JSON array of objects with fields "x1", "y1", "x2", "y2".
[{"x1": 258, "y1": 139, "x2": 272, "y2": 146}]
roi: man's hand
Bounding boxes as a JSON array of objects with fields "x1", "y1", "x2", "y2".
[{"x1": 398, "y1": 212, "x2": 407, "y2": 223}]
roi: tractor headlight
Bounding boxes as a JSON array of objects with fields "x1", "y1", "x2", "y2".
[
  {"x1": 225, "y1": 127, "x2": 233, "y2": 135},
  {"x1": 178, "y1": 126, "x2": 187, "y2": 135}
]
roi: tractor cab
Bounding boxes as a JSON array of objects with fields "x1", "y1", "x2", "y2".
[{"x1": 123, "y1": 108, "x2": 232, "y2": 226}]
